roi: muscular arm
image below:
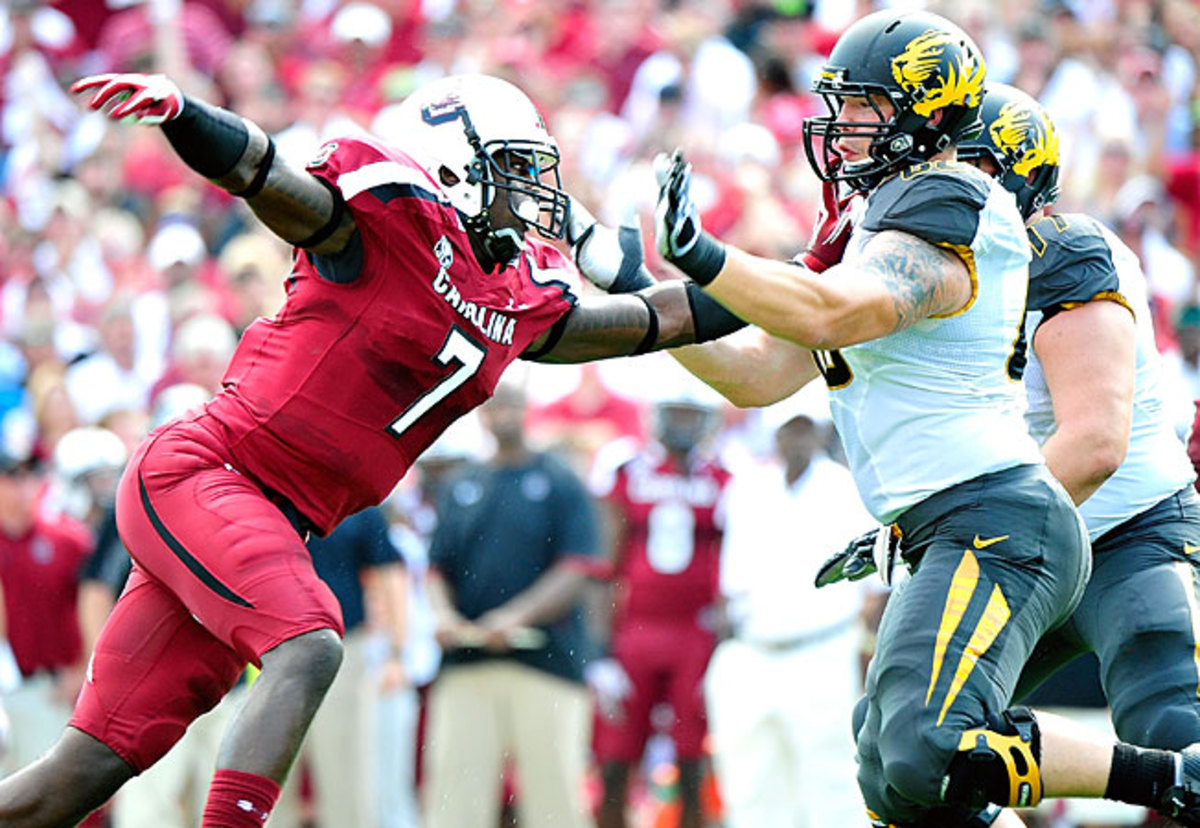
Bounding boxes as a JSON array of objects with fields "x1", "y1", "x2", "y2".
[
  {"x1": 528, "y1": 281, "x2": 698, "y2": 362},
  {"x1": 1034, "y1": 300, "x2": 1136, "y2": 504},
  {"x1": 534, "y1": 277, "x2": 816, "y2": 406},
  {"x1": 186, "y1": 117, "x2": 356, "y2": 257},
  {"x1": 671, "y1": 327, "x2": 820, "y2": 407},
  {"x1": 701, "y1": 230, "x2": 973, "y2": 350}
]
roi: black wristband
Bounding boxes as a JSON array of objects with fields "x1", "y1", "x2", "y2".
[
  {"x1": 670, "y1": 231, "x2": 726, "y2": 286},
  {"x1": 161, "y1": 96, "x2": 250, "y2": 179},
  {"x1": 632, "y1": 293, "x2": 660, "y2": 355},
  {"x1": 612, "y1": 264, "x2": 656, "y2": 294},
  {"x1": 291, "y1": 176, "x2": 347, "y2": 249},
  {"x1": 685, "y1": 281, "x2": 747, "y2": 343},
  {"x1": 230, "y1": 138, "x2": 275, "y2": 199}
]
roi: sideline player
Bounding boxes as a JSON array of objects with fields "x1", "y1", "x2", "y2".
[
  {"x1": 956, "y1": 83, "x2": 1200, "y2": 748},
  {"x1": 644, "y1": 9, "x2": 1200, "y2": 828},
  {"x1": 590, "y1": 375, "x2": 729, "y2": 828},
  {"x1": 0, "y1": 72, "x2": 744, "y2": 826}
]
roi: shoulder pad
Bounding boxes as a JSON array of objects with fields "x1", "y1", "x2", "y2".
[
  {"x1": 861, "y1": 161, "x2": 989, "y2": 248},
  {"x1": 1025, "y1": 213, "x2": 1120, "y2": 311},
  {"x1": 305, "y1": 136, "x2": 441, "y2": 202}
]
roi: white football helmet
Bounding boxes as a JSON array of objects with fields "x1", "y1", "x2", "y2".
[{"x1": 392, "y1": 74, "x2": 568, "y2": 261}]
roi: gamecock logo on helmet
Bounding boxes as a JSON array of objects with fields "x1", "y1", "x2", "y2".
[{"x1": 891, "y1": 29, "x2": 985, "y2": 118}]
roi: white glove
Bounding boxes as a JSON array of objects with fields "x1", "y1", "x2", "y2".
[
  {"x1": 566, "y1": 197, "x2": 651, "y2": 293},
  {"x1": 585, "y1": 657, "x2": 633, "y2": 720}
]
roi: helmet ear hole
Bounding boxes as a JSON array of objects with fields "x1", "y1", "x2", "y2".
[{"x1": 439, "y1": 167, "x2": 460, "y2": 187}]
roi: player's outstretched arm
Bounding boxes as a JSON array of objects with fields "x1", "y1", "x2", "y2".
[
  {"x1": 558, "y1": 193, "x2": 815, "y2": 404},
  {"x1": 71, "y1": 73, "x2": 354, "y2": 256},
  {"x1": 655, "y1": 150, "x2": 972, "y2": 349}
]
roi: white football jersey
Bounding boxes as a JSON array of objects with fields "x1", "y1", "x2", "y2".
[
  {"x1": 824, "y1": 162, "x2": 1044, "y2": 523},
  {"x1": 1023, "y1": 213, "x2": 1194, "y2": 539}
]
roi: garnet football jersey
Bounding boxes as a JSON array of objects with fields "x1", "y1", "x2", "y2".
[
  {"x1": 206, "y1": 136, "x2": 578, "y2": 534},
  {"x1": 0, "y1": 513, "x2": 91, "y2": 676},
  {"x1": 601, "y1": 447, "x2": 729, "y2": 625}
]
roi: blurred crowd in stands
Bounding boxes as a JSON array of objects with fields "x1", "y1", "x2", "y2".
[{"x1": 4, "y1": 0, "x2": 1200, "y2": 825}]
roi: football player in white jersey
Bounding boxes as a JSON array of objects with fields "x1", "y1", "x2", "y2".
[
  {"x1": 642, "y1": 9, "x2": 1200, "y2": 828},
  {"x1": 957, "y1": 78, "x2": 1200, "y2": 760}
]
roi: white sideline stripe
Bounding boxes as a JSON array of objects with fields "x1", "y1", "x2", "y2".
[{"x1": 339, "y1": 161, "x2": 439, "y2": 200}]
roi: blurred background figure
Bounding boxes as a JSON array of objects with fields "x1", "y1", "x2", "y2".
[
  {"x1": 704, "y1": 385, "x2": 874, "y2": 828},
  {"x1": 589, "y1": 362, "x2": 730, "y2": 828},
  {"x1": 423, "y1": 377, "x2": 599, "y2": 828},
  {"x1": 378, "y1": 414, "x2": 488, "y2": 828},
  {"x1": 269, "y1": 506, "x2": 408, "y2": 828},
  {"x1": 0, "y1": 411, "x2": 91, "y2": 778}
]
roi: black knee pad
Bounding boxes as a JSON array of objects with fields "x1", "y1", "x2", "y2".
[
  {"x1": 943, "y1": 707, "x2": 1042, "y2": 809},
  {"x1": 1135, "y1": 705, "x2": 1200, "y2": 752}
]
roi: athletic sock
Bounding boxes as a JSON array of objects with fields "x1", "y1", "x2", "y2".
[
  {"x1": 1104, "y1": 743, "x2": 1178, "y2": 807},
  {"x1": 201, "y1": 768, "x2": 281, "y2": 827}
]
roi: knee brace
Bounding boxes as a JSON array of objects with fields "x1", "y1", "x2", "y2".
[{"x1": 943, "y1": 707, "x2": 1042, "y2": 809}]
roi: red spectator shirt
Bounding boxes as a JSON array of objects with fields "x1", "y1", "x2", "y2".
[
  {"x1": 603, "y1": 447, "x2": 730, "y2": 627},
  {"x1": 0, "y1": 513, "x2": 91, "y2": 676},
  {"x1": 206, "y1": 137, "x2": 578, "y2": 535}
]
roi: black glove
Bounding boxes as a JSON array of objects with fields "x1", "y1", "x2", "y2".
[
  {"x1": 815, "y1": 528, "x2": 879, "y2": 588},
  {"x1": 653, "y1": 149, "x2": 726, "y2": 285},
  {"x1": 815, "y1": 526, "x2": 902, "y2": 588}
]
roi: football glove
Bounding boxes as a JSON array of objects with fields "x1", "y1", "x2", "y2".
[
  {"x1": 815, "y1": 525, "x2": 903, "y2": 588},
  {"x1": 71, "y1": 73, "x2": 184, "y2": 126},
  {"x1": 794, "y1": 173, "x2": 859, "y2": 273},
  {"x1": 653, "y1": 149, "x2": 726, "y2": 284},
  {"x1": 566, "y1": 197, "x2": 653, "y2": 293}
]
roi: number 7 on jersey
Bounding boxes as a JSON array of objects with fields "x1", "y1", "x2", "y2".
[{"x1": 387, "y1": 326, "x2": 486, "y2": 438}]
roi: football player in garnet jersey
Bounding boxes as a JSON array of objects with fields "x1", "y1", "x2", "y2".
[
  {"x1": 579, "y1": 8, "x2": 1200, "y2": 828},
  {"x1": 590, "y1": 375, "x2": 730, "y2": 828},
  {"x1": 0, "y1": 73, "x2": 745, "y2": 827}
]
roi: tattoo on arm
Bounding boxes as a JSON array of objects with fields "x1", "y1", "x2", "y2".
[{"x1": 859, "y1": 231, "x2": 968, "y2": 331}]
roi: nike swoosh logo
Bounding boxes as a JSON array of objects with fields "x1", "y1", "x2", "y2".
[
  {"x1": 1185, "y1": 543, "x2": 1200, "y2": 555},
  {"x1": 973, "y1": 534, "x2": 1010, "y2": 549}
]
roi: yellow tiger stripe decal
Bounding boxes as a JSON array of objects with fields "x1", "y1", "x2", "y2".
[
  {"x1": 926, "y1": 551, "x2": 979, "y2": 706},
  {"x1": 938, "y1": 582, "x2": 1011, "y2": 725}
]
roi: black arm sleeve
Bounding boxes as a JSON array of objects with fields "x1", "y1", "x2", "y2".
[
  {"x1": 161, "y1": 96, "x2": 251, "y2": 179},
  {"x1": 685, "y1": 281, "x2": 747, "y2": 343}
]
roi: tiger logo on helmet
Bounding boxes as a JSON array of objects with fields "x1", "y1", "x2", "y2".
[
  {"x1": 989, "y1": 100, "x2": 1059, "y2": 178},
  {"x1": 958, "y1": 82, "x2": 1061, "y2": 220},
  {"x1": 891, "y1": 29, "x2": 986, "y2": 118}
]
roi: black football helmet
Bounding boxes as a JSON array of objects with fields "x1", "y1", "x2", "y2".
[
  {"x1": 803, "y1": 10, "x2": 987, "y2": 191},
  {"x1": 957, "y1": 82, "x2": 1061, "y2": 220}
]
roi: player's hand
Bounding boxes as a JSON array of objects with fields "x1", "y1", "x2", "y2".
[
  {"x1": 584, "y1": 657, "x2": 633, "y2": 721},
  {"x1": 794, "y1": 173, "x2": 858, "y2": 273},
  {"x1": 653, "y1": 150, "x2": 727, "y2": 285},
  {"x1": 654, "y1": 149, "x2": 702, "y2": 261},
  {"x1": 70, "y1": 73, "x2": 184, "y2": 126},
  {"x1": 815, "y1": 528, "x2": 879, "y2": 587},
  {"x1": 815, "y1": 525, "x2": 903, "y2": 588},
  {"x1": 567, "y1": 197, "x2": 653, "y2": 293}
]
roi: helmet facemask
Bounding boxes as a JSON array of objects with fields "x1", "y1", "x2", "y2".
[{"x1": 461, "y1": 114, "x2": 568, "y2": 264}]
